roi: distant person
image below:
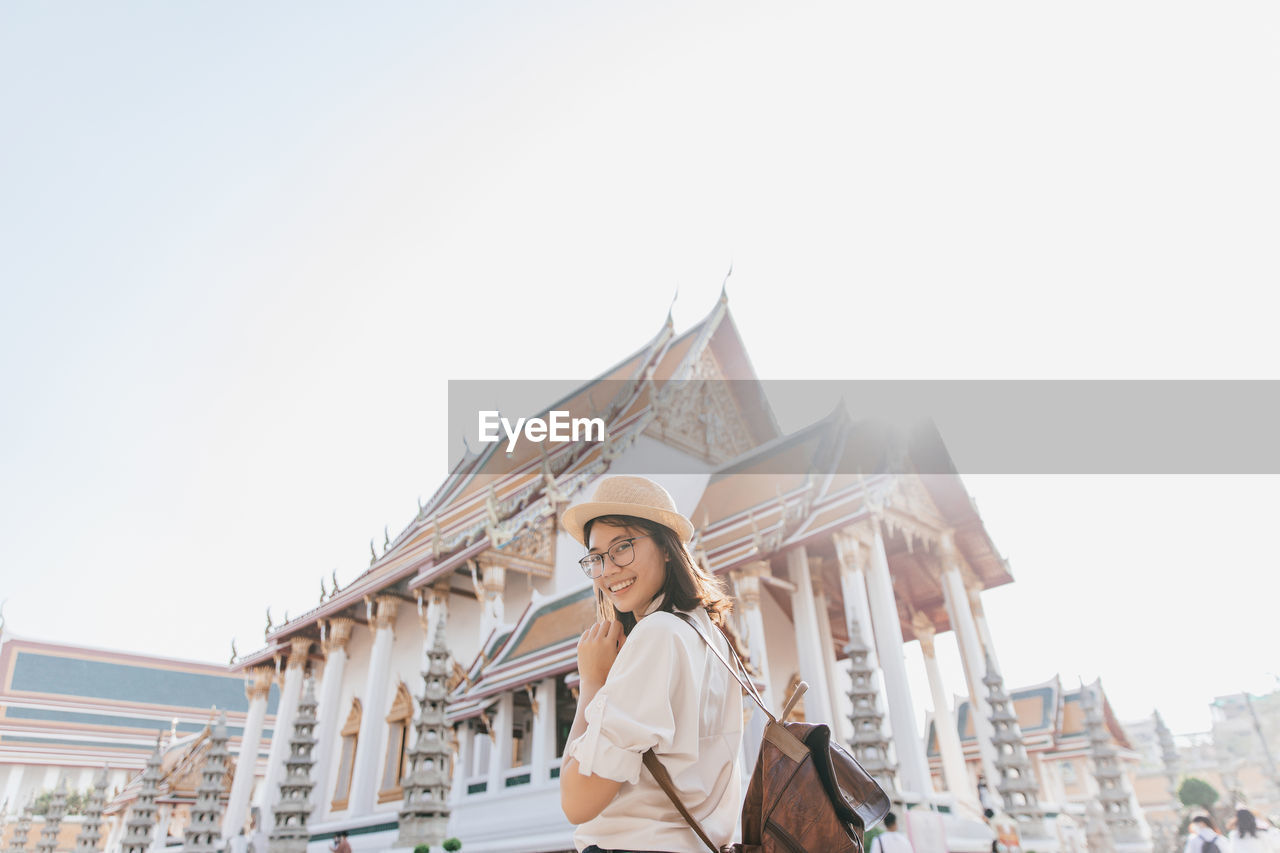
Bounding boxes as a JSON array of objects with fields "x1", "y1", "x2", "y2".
[
  {"x1": 871, "y1": 812, "x2": 915, "y2": 853},
  {"x1": 1231, "y1": 809, "x2": 1279, "y2": 853},
  {"x1": 330, "y1": 830, "x2": 351, "y2": 853},
  {"x1": 1185, "y1": 815, "x2": 1231, "y2": 853},
  {"x1": 977, "y1": 774, "x2": 997, "y2": 819}
]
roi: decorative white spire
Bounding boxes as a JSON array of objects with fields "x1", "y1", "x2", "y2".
[
  {"x1": 120, "y1": 739, "x2": 163, "y2": 853},
  {"x1": 267, "y1": 680, "x2": 318, "y2": 853},
  {"x1": 73, "y1": 768, "x2": 110, "y2": 853},
  {"x1": 7, "y1": 799, "x2": 34, "y2": 853},
  {"x1": 34, "y1": 779, "x2": 67, "y2": 853},
  {"x1": 983, "y1": 657, "x2": 1044, "y2": 832},
  {"x1": 396, "y1": 613, "x2": 455, "y2": 847},
  {"x1": 844, "y1": 617, "x2": 897, "y2": 798},
  {"x1": 1083, "y1": 682, "x2": 1141, "y2": 842},
  {"x1": 184, "y1": 713, "x2": 230, "y2": 853}
]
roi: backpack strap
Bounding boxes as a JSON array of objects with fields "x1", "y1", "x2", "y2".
[
  {"x1": 670, "y1": 611, "x2": 776, "y2": 723},
  {"x1": 642, "y1": 750, "x2": 720, "y2": 853},
  {"x1": 641, "y1": 610, "x2": 779, "y2": 853}
]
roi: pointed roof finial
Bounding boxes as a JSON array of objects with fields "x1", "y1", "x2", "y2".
[
  {"x1": 666, "y1": 287, "x2": 678, "y2": 329},
  {"x1": 720, "y1": 262, "x2": 732, "y2": 303}
]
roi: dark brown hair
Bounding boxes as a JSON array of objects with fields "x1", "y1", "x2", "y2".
[{"x1": 583, "y1": 513, "x2": 733, "y2": 634}]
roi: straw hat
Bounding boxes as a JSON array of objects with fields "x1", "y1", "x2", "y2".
[{"x1": 560, "y1": 475, "x2": 695, "y2": 546}]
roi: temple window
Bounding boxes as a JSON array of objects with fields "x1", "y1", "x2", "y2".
[
  {"x1": 510, "y1": 689, "x2": 533, "y2": 769},
  {"x1": 330, "y1": 698, "x2": 362, "y2": 810},
  {"x1": 378, "y1": 683, "x2": 414, "y2": 803},
  {"x1": 554, "y1": 678, "x2": 576, "y2": 759}
]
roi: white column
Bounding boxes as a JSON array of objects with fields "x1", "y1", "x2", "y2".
[
  {"x1": 256, "y1": 637, "x2": 310, "y2": 828},
  {"x1": 309, "y1": 617, "x2": 354, "y2": 822},
  {"x1": 967, "y1": 586, "x2": 1004, "y2": 675},
  {"x1": 531, "y1": 678, "x2": 556, "y2": 787},
  {"x1": 347, "y1": 595, "x2": 398, "y2": 814},
  {"x1": 222, "y1": 666, "x2": 272, "y2": 840},
  {"x1": 863, "y1": 517, "x2": 934, "y2": 797},
  {"x1": 2, "y1": 765, "x2": 24, "y2": 813},
  {"x1": 42, "y1": 767, "x2": 59, "y2": 789},
  {"x1": 785, "y1": 546, "x2": 834, "y2": 727},
  {"x1": 487, "y1": 693, "x2": 513, "y2": 794},
  {"x1": 451, "y1": 723, "x2": 469, "y2": 803},
  {"x1": 914, "y1": 613, "x2": 979, "y2": 813},
  {"x1": 478, "y1": 562, "x2": 505, "y2": 644},
  {"x1": 834, "y1": 531, "x2": 896, "y2": 743},
  {"x1": 812, "y1": 572, "x2": 847, "y2": 741},
  {"x1": 150, "y1": 804, "x2": 171, "y2": 852},
  {"x1": 732, "y1": 562, "x2": 775, "y2": 710},
  {"x1": 730, "y1": 564, "x2": 771, "y2": 775},
  {"x1": 418, "y1": 581, "x2": 451, "y2": 669},
  {"x1": 939, "y1": 532, "x2": 1001, "y2": 787}
]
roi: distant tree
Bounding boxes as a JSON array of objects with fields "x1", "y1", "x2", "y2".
[
  {"x1": 442, "y1": 839, "x2": 462, "y2": 852},
  {"x1": 1178, "y1": 777, "x2": 1220, "y2": 811}
]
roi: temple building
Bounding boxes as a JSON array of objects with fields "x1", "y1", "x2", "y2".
[
  {"x1": 926, "y1": 677, "x2": 1153, "y2": 849},
  {"x1": 3, "y1": 295, "x2": 1152, "y2": 853},
  {"x1": 1126, "y1": 689, "x2": 1280, "y2": 843},
  {"x1": 0, "y1": 626, "x2": 278, "y2": 849},
  {"x1": 207, "y1": 295, "x2": 1063, "y2": 853}
]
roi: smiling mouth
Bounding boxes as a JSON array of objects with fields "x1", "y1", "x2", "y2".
[{"x1": 607, "y1": 577, "x2": 636, "y2": 594}]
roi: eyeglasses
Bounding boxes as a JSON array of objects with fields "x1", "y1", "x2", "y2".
[{"x1": 578, "y1": 535, "x2": 651, "y2": 578}]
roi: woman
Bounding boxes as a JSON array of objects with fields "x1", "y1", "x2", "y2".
[
  {"x1": 558, "y1": 475, "x2": 743, "y2": 853},
  {"x1": 1231, "y1": 809, "x2": 1280, "y2": 853}
]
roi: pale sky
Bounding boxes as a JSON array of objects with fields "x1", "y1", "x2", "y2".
[{"x1": 2, "y1": 2, "x2": 1277, "y2": 740}]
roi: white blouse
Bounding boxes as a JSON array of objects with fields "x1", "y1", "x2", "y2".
[{"x1": 565, "y1": 604, "x2": 743, "y2": 853}]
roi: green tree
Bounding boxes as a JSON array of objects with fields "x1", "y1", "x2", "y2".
[{"x1": 1177, "y1": 777, "x2": 1220, "y2": 811}]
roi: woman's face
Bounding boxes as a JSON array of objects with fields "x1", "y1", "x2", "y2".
[{"x1": 587, "y1": 520, "x2": 667, "y2": 616}]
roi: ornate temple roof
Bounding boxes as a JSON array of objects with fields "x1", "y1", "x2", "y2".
[
  {"x1": 926, "y1": 676, "x2": 1134, "y2": 762},
  {"x1": 0, "y1": 633, "x2": 275, "y2": 771},
  {"x1": 103, "y1": 721, "x2": 235, "y2": 816},
  {"x1": 447, "y1": 587, "x2": 596, "y2": 721},
  {"x1": 239, "y1": 295, "x2": 779, "y2": 667}
]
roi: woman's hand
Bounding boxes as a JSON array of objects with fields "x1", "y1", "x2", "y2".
[{"x1": 576, "y1": 619, "x2": 626, "y2": 690}]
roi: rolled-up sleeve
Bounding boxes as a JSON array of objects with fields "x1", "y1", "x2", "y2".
[{"x1": 565, "y1": 615, "x2": 685, "y2": 784}]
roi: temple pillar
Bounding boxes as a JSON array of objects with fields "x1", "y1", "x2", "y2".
[
  {"x1": 451, "y1": 724, "x2": 469, "y2": 804},
  {"x1": 967, "y1": 585, "x2": 1004, "y2": 676},
  {"x1": 2, "y1": 765, "x2": 23, "y2": 814},
  {"x1": 938, "y1": 532, "x2": 1001, "y2": 787},
  {"x1": 347, "y1": 595, "x2": 399, "y2": 814},
  {"x1": 308, "y1": 617, "x2": 354, "y2": 822},
  {"x1": 223, "y1": 666, "x2": 273, "y2": 840},
  {"x1": 913, "y1": 612, "x2": 978, "y2": 812},
  {"x1": 531, "y1": 678, "x2": 556, "y2": 787},
  {"x1": 487, "y1": 693, "x2": 513, "y2": 794},
  {"x1": 479, "y1": 563, "x2": 505, "y2": 644},
  {"x1": 811, "y1": 561, "x2": 847, "y2": 741},
  {"x1": 418, "y1": 581, "x2": 451, "y2": 670},
  {"x1": 834, "y1": 530, "x2": 892, "y2": 738},
  {"x1": 785, "y1": 546, "x2": 833, "y2": 727},
  {"x1": 863, "y1": 515, "x2": 934, "y2": 797},
  {"x1": 256, "y1": 638, "x2": 311, "y2": 829},
  {"x1": 150, "y1": 804, "x2": 171, "y2": 853},
  {"x1": 730, "y1": 562, "x2": 774, "y2": 710}
]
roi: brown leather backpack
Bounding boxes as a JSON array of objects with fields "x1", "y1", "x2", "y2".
[{"x1": 643, "y1": 612, "x2": 891, "y2": 853}]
